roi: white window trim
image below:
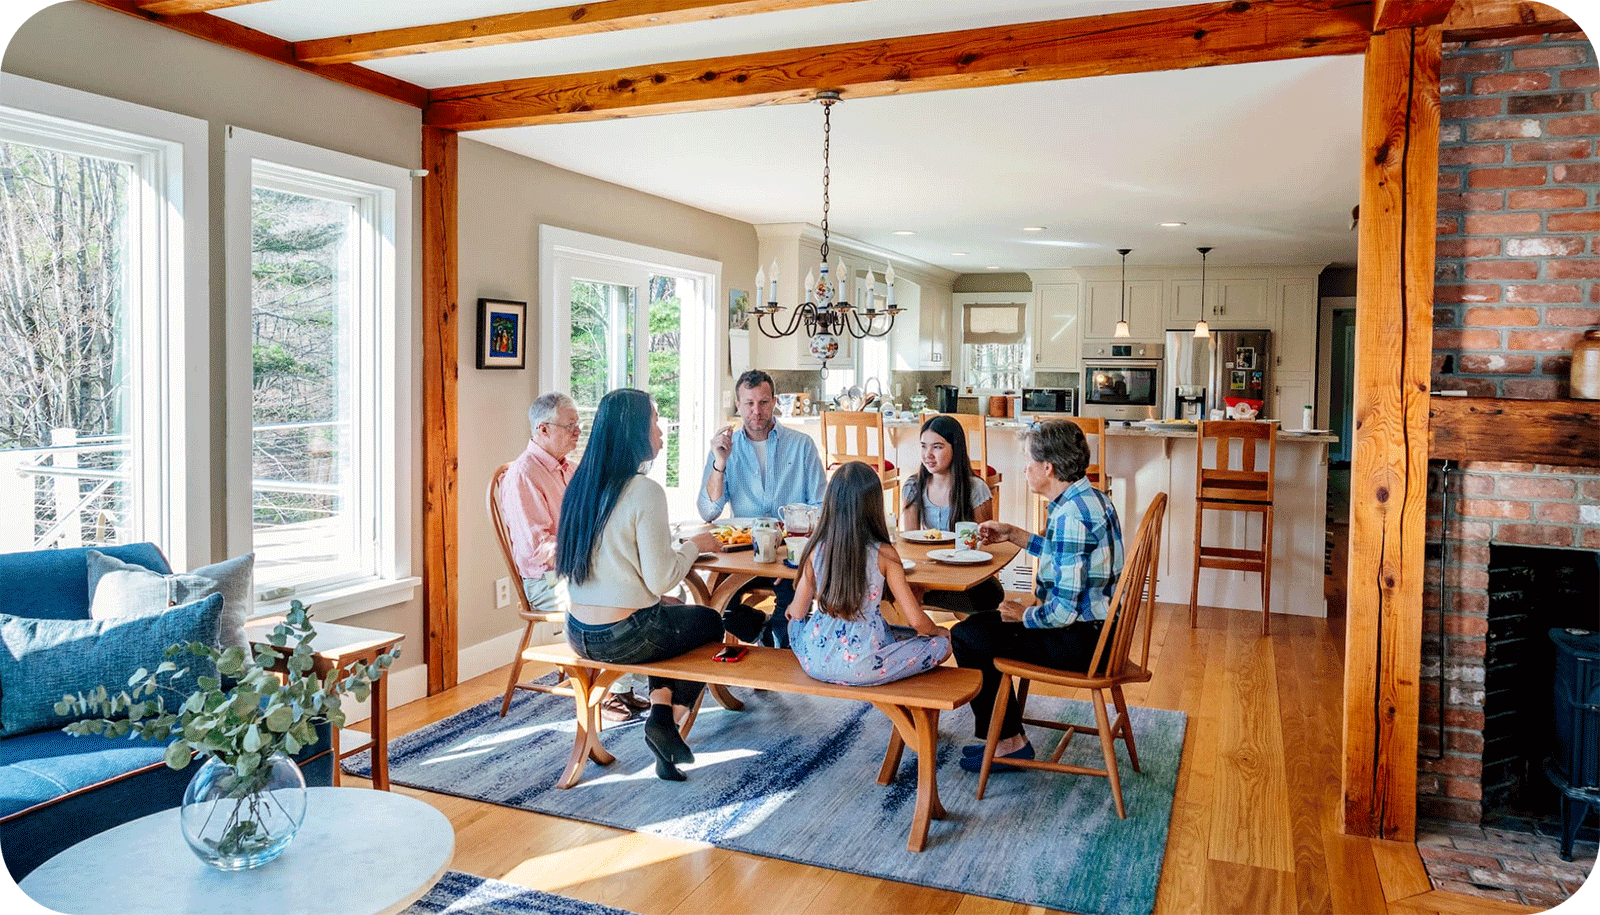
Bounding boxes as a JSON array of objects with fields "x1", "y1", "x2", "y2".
[
  {"x1": 0, "y1": 74, "x2": 209, "y2": 568},
  {"x1": 539, "y1": 225, "x2": 721, "y2": 494},
  {"x1": 224, "y1": 126, "x2": 417, "y2": 621}
]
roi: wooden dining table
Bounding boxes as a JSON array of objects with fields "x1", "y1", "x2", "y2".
[{"x1": 675, "y1": 525, "x2": 1021, "y2": 712}]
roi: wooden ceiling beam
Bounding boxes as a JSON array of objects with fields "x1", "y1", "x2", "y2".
[
  {"x1": 1372, "y1": 0, "x2": 1457, "y2": 32},
  {"x1": 136, "y1": 0, "x2": 270, "y2": 14},
  {"x1": 295, "y1": 0, "x2": 874, "y2": 66},
  {"x1": 1440, "y1": 0, "x2": 1579, "y2": 41},
  {"x1": 1429, "y1": 398, "x2": 1600, "y2": 466},
  {"x1": 425, "y1": 0, "x2": 1376, "y2": 130},
  {"x1": 82, "y1": 0, "x2": 429, "y2": 108}
]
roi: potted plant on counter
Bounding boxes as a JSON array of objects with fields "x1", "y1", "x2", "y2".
[{"x1": 54, "y1": 600, "x2": 401, "y2": 870}]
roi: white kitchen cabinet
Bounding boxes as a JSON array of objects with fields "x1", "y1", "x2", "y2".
[
  {"x1": 1168, "y1": 279, "x2": 1213, "y2": 327},
  {"x1": 1084, "y1": 279, "x2": 1162, "y2": 340},
  {"x1": 1274, "y1": 373, "x2": 1314, "y2": 427},
  {"x1": 918, "y1": 286, "x2": 950, "y2": 369},
  {"x1": 1206, "y1": 277, "x2": 1272, "y2": 327},
  {"x1": 1031, "y1": 283, "x2": 1081, "y2": 371},
  {"x1": 1275, "y1": 277, "x2": 1318, "y2": 373}
]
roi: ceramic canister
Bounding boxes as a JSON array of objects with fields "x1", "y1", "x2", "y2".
[{"x1": 1572, "y1": 328, "x2": 1600, "y2": 400}]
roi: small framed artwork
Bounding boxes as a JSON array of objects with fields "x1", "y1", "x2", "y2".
[
  {"x1": 1231, "y1": 370, "x2": 1247, "y2": 391},
  {"x1": 729, "y1": 288, "x2": 750, "y2": 331},
  {"x1": 477, "y1": 298, "x2": 527, "y2": 370},
  {"x1": 1236, "y1": 346, "x2": 1256, "y2": 370}
]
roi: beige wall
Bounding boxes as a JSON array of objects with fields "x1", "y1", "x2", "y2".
[
  {"x1": 455, "y1": 137, "x2": 758, "y2": 650},
  {"x1": 3, "y1": 2, "x2": 762, "y2": 676}
]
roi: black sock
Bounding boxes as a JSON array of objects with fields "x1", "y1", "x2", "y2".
[{"x1": 648, "y1": 704, "x2": 675, "y2": 727}]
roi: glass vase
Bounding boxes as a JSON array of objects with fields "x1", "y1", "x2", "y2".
[{"x1": 180, "y1": 752, "x2": 307, "y2": 870}]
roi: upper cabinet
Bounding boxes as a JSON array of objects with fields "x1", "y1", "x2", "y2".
[
  {"x1": 1083, "y1": 279, "x2": 1162, "y2": 341},
  {"x1": 1275, "y1": 276, "x2": 1318, "y2": 373},
  {"x1": 1167, "y1": 276, "x2": 1270, "y2": 328},
  {"x1": 1032, "y1": 283, "x2": 1081, "y2": 371}
]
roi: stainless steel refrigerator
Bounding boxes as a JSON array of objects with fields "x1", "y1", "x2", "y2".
[{"x1": 1164, "y1": 328, "x2": 1273, "y2": 419}]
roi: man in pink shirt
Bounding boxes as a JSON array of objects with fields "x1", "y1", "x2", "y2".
[{"x1": 500, "y1": 392, "x2": 647, "y2": 721}]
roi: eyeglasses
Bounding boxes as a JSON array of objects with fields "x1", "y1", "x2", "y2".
[{"x1": 543, "y1": 421, "x2": 582, "y2": 435}]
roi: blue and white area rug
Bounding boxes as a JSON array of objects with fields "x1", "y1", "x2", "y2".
[
  {"x1": 349, "y1": 683, "x2": 1186, "y2": 915},
  {"x1": 405, "y1": 871, "x2": 636, "y2": 915}
]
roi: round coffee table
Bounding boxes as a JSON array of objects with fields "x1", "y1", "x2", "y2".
[{"x1": 19, "y1": 787, "x2": 454, "y2": 915}]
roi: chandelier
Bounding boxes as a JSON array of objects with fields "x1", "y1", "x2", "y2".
[{"x1": 752, "y1": 90, "x2": 899, "y2": 377}]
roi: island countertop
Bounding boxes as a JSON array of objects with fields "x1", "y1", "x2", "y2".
[{"x1": 781, "y1": 412, "x2": 1333, "y2": 619}]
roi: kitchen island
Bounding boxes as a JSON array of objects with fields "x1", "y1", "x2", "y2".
[{"x1": 783, "y1": 413, "x2": 1335, "y2": 620}]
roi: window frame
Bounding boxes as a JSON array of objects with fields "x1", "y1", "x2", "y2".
[
  {"x1": 224, "y1": 126, "x2": 417, "y2": 620},
  {"x1": 0, "y1": 74, "x2": 210, "y2": 568}
]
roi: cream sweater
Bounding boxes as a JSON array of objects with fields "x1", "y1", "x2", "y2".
[{"x1": 566, "y1": 474, "x2": 698, "y2": 609}]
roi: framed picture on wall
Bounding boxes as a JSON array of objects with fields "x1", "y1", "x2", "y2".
[{"x1": 477, "y1": 298, "x2": 527, "y2": 369}]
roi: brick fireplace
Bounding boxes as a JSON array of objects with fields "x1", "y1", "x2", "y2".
[{"x1": 1426, "y1": 28, "x2": 1600, "y2": 832}]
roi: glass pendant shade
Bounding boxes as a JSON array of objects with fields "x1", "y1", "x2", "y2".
[
  {"x1": 1193, "y1": 318, "x2": 1210, "y2": 338},
  {"x1": 1114, "y1": 319, "x2": 1131, "y2": 338}
]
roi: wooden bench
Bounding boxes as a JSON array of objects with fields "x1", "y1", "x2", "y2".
[{"x1": 520, "y1": 642, "x2": 981, "y2": 852}]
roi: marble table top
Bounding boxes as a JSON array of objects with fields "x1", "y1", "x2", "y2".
[{"x1": 20, "y1": 787, "x2": 453, "y2": 915}]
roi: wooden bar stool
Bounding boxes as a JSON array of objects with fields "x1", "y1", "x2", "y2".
[
  {"x1": 820, "y1": 410, "x2": 899, "y2": 511},
  {"x1": 938, "y1": 412, "x2": 1003, "y2": 504},
  {"x1": 1189, "y1": 420, "x2": 1278, "y2": 635}
]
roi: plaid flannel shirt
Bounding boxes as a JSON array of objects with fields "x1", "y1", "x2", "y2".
[{"x1": 1024, "y1": 477, "x2": 1124, "y2": 629}]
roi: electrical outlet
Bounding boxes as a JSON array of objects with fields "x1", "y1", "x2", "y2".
[{"x1": 495, "y1": 577, "x2": 513, "y2": 608}]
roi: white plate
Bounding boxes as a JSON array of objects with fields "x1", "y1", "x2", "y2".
[
  {"x1": 928, "y1": 548, "x2": 993, "y2": 565},
  {"x1": 723, "y1": 517, "x2": 775, "y2": 529},
  {"x1": 900, "y1": 529, "x2": 955, "y2": 543}
]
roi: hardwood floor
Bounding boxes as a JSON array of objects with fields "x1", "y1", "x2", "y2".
[{"x1": 349, "y1": 602, "x2": 1538, "y2": 915}]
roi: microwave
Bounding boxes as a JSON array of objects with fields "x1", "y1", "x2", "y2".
[{"x1": 1019, "y1": 387, "x2": 1075, "y2": 417}]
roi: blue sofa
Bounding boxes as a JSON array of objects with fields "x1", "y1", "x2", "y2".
[{"x1": 0, "y1": 544, "x2": 332, "y2": 880}]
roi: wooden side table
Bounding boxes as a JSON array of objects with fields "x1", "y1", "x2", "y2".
[{"x1": 245, "y1": 619, "x2": 405, "y2": 791}]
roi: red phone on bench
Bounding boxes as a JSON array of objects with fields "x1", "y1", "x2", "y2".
[{"x1": 713, "y1": 645, "x2": 748, "y2": 662}]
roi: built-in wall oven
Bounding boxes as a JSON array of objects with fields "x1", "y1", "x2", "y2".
[{"x1": 1081, "y1": 341, "x2": 1165, "y2": 422}]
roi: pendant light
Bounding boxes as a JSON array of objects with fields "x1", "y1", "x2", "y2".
[
  {"x1": 1114, "y1": 248, "x2": 1132, "y2": 338},
  {"x1": 1193, "y1": 246, "x2": 1213, "y2": 339}
]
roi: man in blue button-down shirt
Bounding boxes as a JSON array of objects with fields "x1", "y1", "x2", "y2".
[{"x1": 698, "y1": 370, "x2": 826, "y2": 647}]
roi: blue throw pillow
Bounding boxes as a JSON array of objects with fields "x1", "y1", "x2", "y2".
[{"x1": 0, "y1": 592, "x2": 224, "y2": 738}]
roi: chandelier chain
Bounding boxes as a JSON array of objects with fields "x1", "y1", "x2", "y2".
[{"x1": 820, "y1": 97, "x2": 832, "y2": 263}]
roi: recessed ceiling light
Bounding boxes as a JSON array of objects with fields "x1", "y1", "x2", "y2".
[
  {"x1": 1022, "y1": 226, "x2": 1046, "y2": 232},
  {"x1": 986, "y1": 265, "x2": 1000, "y2": 270},
  {"x1": 951, "y1": 251, "x2": 968, "y2": 256},
  {"x1": 1159, "y1": 221, "x2": 1187, "y2": 228},
  {"x1": 891, "y1": 230, "x2": 916, "y2": 236}
]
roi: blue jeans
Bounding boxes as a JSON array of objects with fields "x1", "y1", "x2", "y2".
[{"x1": 565, "y1": 602, "x2": 722, "y2": 707}]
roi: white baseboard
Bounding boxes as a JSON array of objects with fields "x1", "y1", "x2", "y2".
[
  {"x1": 457, "y1": 621, "x2": 567, "y2": 683},
  {"x1": 341, "y1": 623, "x2": 570, "y2": 726},
  {"x1": 340, "y1": 662, "x2": 429, "y2": 727}
]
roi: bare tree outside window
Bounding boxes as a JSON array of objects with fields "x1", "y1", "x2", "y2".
[{"x1": 0, "y1": 140, "x2": 132, "y2": 548}]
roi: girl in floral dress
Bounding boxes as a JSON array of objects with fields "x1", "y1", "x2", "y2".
[{"x1": 785, "y1": 461, "x2": 951, "y2": 686}]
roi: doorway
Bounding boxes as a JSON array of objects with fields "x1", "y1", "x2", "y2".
[{"x1": 540, "y1": 227, "x2": 718, "y2": 519}]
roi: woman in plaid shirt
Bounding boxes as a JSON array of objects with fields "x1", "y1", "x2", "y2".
[{"x1": 951, "y1": 420, "x2": 1124, "y2": 773}]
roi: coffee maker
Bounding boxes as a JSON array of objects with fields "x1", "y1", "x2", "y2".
[
  {"x1": 1174, "y1": 386, "x2": 1206, "y2": 421},
  {"x1": 934, "y1": 384, "x2": 959, "y2": 413}
]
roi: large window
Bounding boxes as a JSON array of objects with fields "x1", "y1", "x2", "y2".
[
  {"x1": 0, "y1": 75, "x2": 208, "y2": 566},
  {"x1": 226, "y1": 128, "x2": 416, "y2": 614}
]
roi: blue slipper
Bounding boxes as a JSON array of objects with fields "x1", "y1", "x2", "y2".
[
  {"x1": 962, "y1": 743, "x2": 986, "y2": 758},
  {"x1": 960, "y1": 742, "x2": 1034, "y2": 773}
]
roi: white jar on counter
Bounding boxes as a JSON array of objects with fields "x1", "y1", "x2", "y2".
[{"x1": 1302, "y1": 404, "x2": 1315, "y2": 431}]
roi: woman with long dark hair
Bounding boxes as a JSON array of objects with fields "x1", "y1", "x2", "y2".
[
  {"x1": 556, "y1": 388, "x2": 723, "y2": 781},
  {"x1": 785, "y1": 461, "x2": 950, "y2": 686},
  {"x1": 902, "y1": 414, "x2": 1004, "y2": 615}
]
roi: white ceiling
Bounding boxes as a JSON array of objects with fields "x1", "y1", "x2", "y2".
[{"x1": 214, "y1": 0, "x2": 1367, "y2": 272}]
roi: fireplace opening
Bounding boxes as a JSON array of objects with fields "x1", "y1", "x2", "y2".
[{"x1": 1483, "y1": 545, "x2": 1600, "y2": 838}]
